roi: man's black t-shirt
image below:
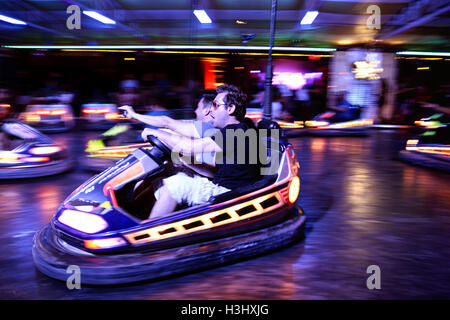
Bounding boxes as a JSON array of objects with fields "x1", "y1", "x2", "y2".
[{"x1": 212, "y1": 122, "x2": 261, "y2": 190}]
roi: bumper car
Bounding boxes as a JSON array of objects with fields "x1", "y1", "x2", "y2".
[
  {"x1": 32, "y1": 124, "x2": 305, "y2": 285},
  {"x1": 0, "y1": 121, "x2": 73, "y2": 179},
  {"x1": 0, "y1": 103, "x2": 11, "y2": 118},
  {"x1": 246, "y1": 108, "x2": 305, "y2": 136},
  {"x1": 399, "y1": 125, "x2": 450, "y2": 172},
  {"x1": 81, "y1": 123, "x2": 151, "y2": 172},
  {"x1": 19, "y1": 104, "x2": 75, "y2": 133},
  {"x1": 413, "y1": 113, "x2": 449, "y2": 132},
  {"x1": 304, "y1": 107, "x2": 373, "y2": 136},
  {"x1": 80, "y1": 103, "x2": 125, "y2": 130},
  {"x1": 81, "y1": 108, "x2": 195, "y2": 172}
]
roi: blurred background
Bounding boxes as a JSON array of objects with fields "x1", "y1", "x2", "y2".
[{"x1": 0, "y1": 0, "x2": 447, "y2": 123}]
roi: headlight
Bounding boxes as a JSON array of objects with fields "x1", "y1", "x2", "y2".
[
  {"x1": 84, "y1": 237, "x2": 127, "y2": 250},
  {"x1": 406, "y1": 139, "x2": 419, "y2": 146},
  {"x1": 58, "y1": 209, "x2": 108, "y2": 234},
  {"x1": 288, "y1": 176, "x2": 300, "y2": 204},
  {"x1": 306, "y1": 120, "x2": 329, "y2": 127},
  {"x1": 30, "y1": 146, "x2": 62, "y2": 155},
  {"x1": 25, "y1": 113, "x2": 41, "y2": 122}
]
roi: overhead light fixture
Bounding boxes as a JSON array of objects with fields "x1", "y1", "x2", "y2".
[
  {"x1": 236, "y1": 20, "x2": 247, "y2": 25},
  {"x1": 193, "y1": 10, "x2": 212, "y2": 24},
  {"x1": 0, "y1": 14, "x2": 27, "y2": 25},
  {"x1": 300, "y1": 11, "x2": 319, "y2": 25},
  {"x1": 2, "y1": 45, "x2": 336, "y2": 52},
  {"x1": 396, "y1": 51, "x2": 450, "y2": 57},
  {"x1": 83, "y1": 11, "x2": 116, "y2": 24}
]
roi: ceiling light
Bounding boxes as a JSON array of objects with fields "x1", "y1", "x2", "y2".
[
  {"x1": 83, "y1": 11, "x2": 116, "y2": 24},
  {"x1": 0, "y1": 14, "x2": 27, "y2": 25},
  {"x1": 236, "y1": 20, "x2": 247, "y2": 25},
  {"x1": 193, "y1": 10, "x2": 212, "y2": 24},
  {"x1": 396, "y1": 51, "x2": 450, "y2": 57},
  {"x1": 300, "y1": 11, "x2": 319, "y2": 25},
  {"x1": 2, "y1": 45, "x2": 336, "y2": 52}
]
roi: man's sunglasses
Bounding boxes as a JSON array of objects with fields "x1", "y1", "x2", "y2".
[{"x1": 212, "y1": 101, "x2": 228, "y2": 109}]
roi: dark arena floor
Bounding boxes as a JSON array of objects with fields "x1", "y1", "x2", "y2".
[{"x1": 1, "y1": 128, "x2": 449, "y2": 299}]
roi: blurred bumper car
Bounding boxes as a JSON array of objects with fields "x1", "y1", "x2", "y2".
[
  {"x1": 0, "y1": 103, "x2": 11, "y2": 119},
  {"x1": 413, "y1": 113, "x2": 449, "y2": 132},
  {"x1": 81, "y1": 123, "x2": 150, "y2": 172},
  {"x1": 304, "y1": 107, "x2": 373, "y2": 136},
  {"x1": 0, "y1": 121, "x2": 73, "y2": 179},
  {"x1": 399, "y1": 125, "x2": 450, "y2": 172},
  {"x1": 246, "y1": 108, "x2": 305, "y2": 136},
  {"x1": 19, "y1": 104, "x2": 75, "y2": 133},
  {"x1": 80, "y1": 103, "x2": 124, "y2": 130}
]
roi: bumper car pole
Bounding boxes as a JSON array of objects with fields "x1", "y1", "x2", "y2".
[{"x1": 262, "y1": 0, "x2": 278, "y2": 122}]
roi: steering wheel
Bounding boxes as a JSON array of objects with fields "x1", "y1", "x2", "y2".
[{"x1": 146, "y1": 134, "x2": 172, "y2": 159}]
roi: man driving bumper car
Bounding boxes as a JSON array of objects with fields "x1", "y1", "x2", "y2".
[{"x1": 139, "y1": 84, "x2": 262, "y2": 220}]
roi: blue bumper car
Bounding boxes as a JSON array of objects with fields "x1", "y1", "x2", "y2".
[{"x1": 32, "y1": 125, "x2": 305, "y2": 285}]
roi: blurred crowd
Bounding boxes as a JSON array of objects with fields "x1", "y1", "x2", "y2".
[
  {"x1": 247, "y1": 78, "x2": 328, "y2": 121},
  {"x1": 0, "y1": 70, "x2": 447, "y2": 123},
  {"x1": 391, "y1": 82, "x2": 450, "y2": 124},
  {"x1": 0, "y1": 71, "x2": 204, "y2": 118}
]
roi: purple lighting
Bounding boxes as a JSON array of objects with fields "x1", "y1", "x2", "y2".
[{"x1": 257, "y1": 72, "x2": 323, "y2": 90}]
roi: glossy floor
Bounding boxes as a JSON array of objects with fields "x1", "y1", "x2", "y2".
[{"x1": 0, "y1": 129, "x2": 449, "y2": 299}]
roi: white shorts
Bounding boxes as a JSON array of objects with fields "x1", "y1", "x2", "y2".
[{"x1": 155, "y1": 172, "x2": 230, "y2": 206}]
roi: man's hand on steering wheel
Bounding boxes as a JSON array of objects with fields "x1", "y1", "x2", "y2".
[{"x1": 141, "y1": 128, "x2": 158, "y2": 142}]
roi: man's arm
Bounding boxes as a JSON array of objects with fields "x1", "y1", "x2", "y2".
[
  {"x1": 141, "y1": 128, "x2": 222, "y2": 155},
  {"x1": 119, "y1": 105, "x2": 200, "y2": 138},
  {"x1": 180, "y1": 159, "x2": 216, "y2": 178}
]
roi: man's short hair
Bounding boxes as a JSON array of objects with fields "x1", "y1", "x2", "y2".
[
  {"x1": 216, "y1": 84, "x2": 247, "y2": 121},
  {"x1": 200, "y1": 91, "x2": 216, "y2": 109}
]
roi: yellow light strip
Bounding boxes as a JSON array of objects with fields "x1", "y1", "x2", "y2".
[
  {"x1": 143, "y1": 50, "x2": 229, "y2": 55},
  {"x1": 278, "y1": 121, "x2": 304, "y2": 128},
  {"x1": 99, "y1": 143, "x2": 150, "y2": 150},
  {"x1": 124, "y1": 189, "x2": 288, "y2": 245},
  {"x1": 235, "y1": 52, "x2": 333, "y2": 57},
  {"x1": 61, "y1": 49, "x2": 137, "y2": 53},
  {"x1": 90, "y1": 144, "x2": 152, "y2": 158},
  {"x1": 141, "y1": 51, "x2": 331, "y2": 57},
  {"x1": 305, "y1": 120, "x2": 329, "y2": 127},
  {"x1": 405, "y1": 146, "x2": 450, "y2": 155},
  {"x1": 326, "y1": 119, "x2": 373, "y2": 128}
]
